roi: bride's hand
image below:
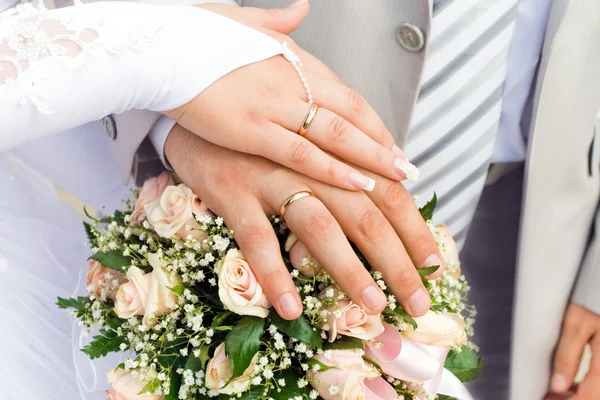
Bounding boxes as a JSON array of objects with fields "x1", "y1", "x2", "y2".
[
  {"x1": 165, "y1": 125, "x2": 443, "y2": 320},
  {"x1": 165, "y1": 2, "x2": 418, "y2": 192}
]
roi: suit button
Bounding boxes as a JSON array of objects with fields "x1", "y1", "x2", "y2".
[
  {"x1": 397, "y1": 22, "x2": 425, "y2": 52},
  {"x1": 102, "y1": 115, "x2": 117, "y2": 140}
]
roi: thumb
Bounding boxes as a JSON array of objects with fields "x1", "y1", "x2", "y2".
[{"x1": 243, "y1": 0, "x2": 310, "y2": 34}]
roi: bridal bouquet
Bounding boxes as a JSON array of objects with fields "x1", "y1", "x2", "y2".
[{"x1": 58, "y1": 172, "x2": 482, "y2": 400}]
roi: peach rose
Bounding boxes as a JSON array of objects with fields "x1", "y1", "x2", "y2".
[
  {"x1": 106, "y1": 368, "x2": 161, "y2": 400},
  {"x1": 143, "y1": 252, "x2": 180, "y2": 327},
  {"x1": 216, "y1": 249, "x2": 271, "y2": 318},
  {"x1": 113, "y1": 266, "x2": 152, "y2": 319},
  {"x1": 402, "y1": 310, "x2": 467, "y2": 348},
  {"x1": 322, "y1": 289, "x2": 384, "y2": 343},
  {"x1": 105, "y1": 390, "x2": 124, "y2": 400},
  {"x1": 309, "y1": 350, "x2": 380, "y2": 400},
  {"x1": 204, "y1": 343, "x2": 258, "y2": 395},
  {"x1": 145, "y1": 184, "x2": 211, "y2": 241},
  {"x1": 431, "y1": 223, "x2": 461, "y2": 279},
  {"x1": 285, "y1": 233, "x2": 322, "y2": 277},
  {"x1": 131, "y1": 171, "x2": 173, "y2": 223},
  {"x1": 87, "y1": 260, "x2": 125, "y2": 300}
]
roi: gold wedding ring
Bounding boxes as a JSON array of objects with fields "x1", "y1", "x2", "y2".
[
  {"x1": 298, "y1": 104, "x2": 320, "y2": 137},
  {"x1": 279, "y1": 190, "x2": 315, "y2": 216}
]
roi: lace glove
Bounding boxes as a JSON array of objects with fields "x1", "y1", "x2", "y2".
[{"x1": 0, "y1": 1, "x2": 284, "y2": 151}]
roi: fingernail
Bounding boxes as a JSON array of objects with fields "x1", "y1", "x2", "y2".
[
  {"x1": 279, "y1": 292, "x2": 300, "y2": 316},
  {"x1": 393, "y1": 158, "x2": 419, "y2": 183},
  {"x1": 392, "y1": 144, "x2": 405, "y2": 158},
  {"x1": 288, "y1": 0, "x2": 309, "y2": 8},
  {"x1": 551, "y1": 373, "x2": 568, "y2": 393},
  {"x1": 362, "y1": 285, "x2": 387, "y2": 312},
  {"x1": 422, "y1": 254, "x2": 444, "y2": 273},
  {"x1": 408, "y1": 289, "x2": 431, "y2": 316},
  {"x1": 289, "y1": 241, "x2": 308, "y2": 266},
  {"x1": 348, "y1": 171, "x2": 376, "y2": 192}
]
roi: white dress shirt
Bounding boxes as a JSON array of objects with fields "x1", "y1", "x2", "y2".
[{"x1": 151, "y1": 0, "x2": 553, "y2": 166}]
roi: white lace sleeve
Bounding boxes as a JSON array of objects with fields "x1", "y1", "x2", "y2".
[{"x1": 0, "y1": 1, "x2": 285, "y2": 151}]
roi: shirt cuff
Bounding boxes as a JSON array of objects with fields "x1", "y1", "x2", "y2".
[{"x1": 148, "y1": 115, "x2": 177, "y2": 170}]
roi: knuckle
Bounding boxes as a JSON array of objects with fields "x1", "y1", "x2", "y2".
[
  {"x1": 261, "y1": 268, "x2": 290, "y2": 292},
  {"x1": 327, "y1": 116, "x2": 352, "y2": 143},
  {"x1": 554, "y1": 354, "x2": 578, "y2": 372},
  {"x1": 239, "y1": 224, "x2": 273, "y2": 248},
  {"x1": 306, "y1": 212, "x2": 336, "y2": 241},
  {"x1": 380, "y1": 181, "x2": 410, "y2": 211},
  {"x1": 288, "y1": 139, "x2": 313, "y2": 164},
  {"x1": 348, "y1": 88, "x2": 366, "y2": 115},
  {"x1": 388, "y1": 265, "x2": 418, "y2": 288},
  {"x1": 375, "y1": 146, "x2": 387, "y2": 164},
  {"x1": 358, "y1": 209, "x2": 388, "y2": 242}
]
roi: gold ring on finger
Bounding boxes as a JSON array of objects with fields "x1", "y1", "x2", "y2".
[
  {"x1": 298, "y1": 104, "x2": 320, "y2": 137},
  {"x1": 279, "y1": 190, "x2": 315, "y2": 216}
]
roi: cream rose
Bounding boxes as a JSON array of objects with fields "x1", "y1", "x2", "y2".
[
  {"x1": 145, "y1": 184, "x2": 211, "y2": 241},
  {"x1": 402, "y1": 310, "x2": 467, "y2": 348},
  {"x1": 309, "y1": 350, "x2": 380, "y2": 400},
  {"x1": 204, "y1": 343, "x2": 258, "y2": 395},
  {"x1": 87, "y1": 260, "x2": 125, "y2": 300},
  {"x1": 131, "y1": 171, "x2": 173, "y2": 223},
  {"x1": 113, "y1": 266, "x2": 152, "y2": 319},
  {"x1": 431, "y1": 223, "x2": 461, "y2": 279},
  {"x1": 322, "y1": 289, "x2": 384, "y2": 342},
  {"x1": 106, "y1": 368, "x2": 161, "y2": 400},
  {"x1": 143, "y1": 252, "x2": 180, "y2": 327},
  {"x1": 285, "y1": 233, "x2": 322, "y2": 277},
  {"x1": 216, "y1": 249, "x2": 271, "y2": 318}
]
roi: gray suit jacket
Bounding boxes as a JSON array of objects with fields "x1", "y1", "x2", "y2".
[{"x1": 108, "y1": 1, "x2": 600, "y2": 398}]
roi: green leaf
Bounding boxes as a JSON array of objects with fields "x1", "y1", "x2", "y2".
[
  {"x1": 184, "y1": 354, "x2": 202, "y2": 372},
  {"x1": 168, "y1": 284, "x2": 185, "y2": 297},
  {"x1": 384, "y1": 307, "x2": 418, "y2": 330},
  {"x1": 324, "y1": 336, "x2": 364, "y2": 351},
  {"x1": 82, "y1": 329, "x2": 126, "y2": 359},
  {"x1": 211, "y1": 311, "x2": 233, "y2": 328},
  {"x1": 419, "y1": 192, "x2": 438, "y2": 221},
  {"x1": 270, "y1": 311, "x2": 323, "y2": 349},
  {"x1": 307, "y1": 358, "x2": 338, "y2": 373},
  {"x1": 89, "y1": 250, "x2": 132, "y2": 272},
  {"x1": 83, "y1": 222, "x2": 96, "y2": 244},
  {"x1": 164, "y1": 357, "x2": 186, "y2": 400},
  {"x1": 225, "y1": 317, "x2": 264, "y2": 380},
  {"x1": 436, "y1": 396, "x2": 458, "y2": 400},
  {"x1": 56, "y1": 296, "x2": 89, "y2": 312},
  {"x1": 418, "y1": 265, "x2": 440, "y2": 278},
  {"x1": 270, "y1": 370, "x2": 305, "y2": 399},
  {"x1": 444, "y1": 346, "x2": 484, "y2": 382},
  {"x1": 139, "y1": 378, "x2": 161, "y2": 396},
  {"x1": 198, "y1": 345, "x2": 211, "y2": 369}
]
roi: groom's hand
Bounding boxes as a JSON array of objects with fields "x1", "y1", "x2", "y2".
[
  {"x1": 165, "y1": 126, "x2": 444, "y2": 321},
  {"x1": 547, "y1": 302, "x2": 600, "y2": 398},
  {"x1": 165, "y1": 1, "x2": 420, "y2": 192}
]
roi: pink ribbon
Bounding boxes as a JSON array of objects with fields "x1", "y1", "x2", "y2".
[{"x1": 363, "y1": 323, "x2": 473, "y2": 400}]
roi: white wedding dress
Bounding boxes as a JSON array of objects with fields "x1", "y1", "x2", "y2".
[{"x1": 0, "y1": 1, "x2": 288, "y2": 398}]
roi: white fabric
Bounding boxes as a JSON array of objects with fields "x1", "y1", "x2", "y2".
[
  {"x1": 0, "y1": 1, "x2": 284, "y2": 151},
  {"x1": 491, "y1": 0, "x2": 552, "y2": 162},
  {"x1": 148, "y1": 114, "x2": 176, "y2": 168}
]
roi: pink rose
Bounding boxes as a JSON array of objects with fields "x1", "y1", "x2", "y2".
[
  {"x1": 204, "y1": 343, "x2": 258, "y2": 395},
  {"x1": 105, "y1": 390, "x2": 124, "y2": 400},
  {"x1": 402, "y1": 311, "x2": 467, "y2": 348},
  {"x1": 321, "y1": 288, "x2": 384, "y2": 342},
  {"x1": 113, "y1": 267, "x2": 152, "y2": 319},
  {"x1": 216, "y1": 249, "x2": 271, "y2": 318},
  {"x1": 131, "y1": 171, "x2": 173, "y2": 223},
  {"x1": 431, "y1": 223, "x2": 461, "y2": 279},
  {"x1": 87, "y1": 260, "x2": 126, "y2": 300},
  {"x1": 309, "y1": 350, "x2": 380, "y2": 400},
  {"x1": 145, "y1": 184, "x2": 211, "y2": 241},
  {"x1": 106, "y1": 368, "x2": 161, "y2": 400}
]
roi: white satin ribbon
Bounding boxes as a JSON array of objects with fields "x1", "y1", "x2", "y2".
[{"x1": 364, "y1": 323, "x2": 473, "y2": 400}]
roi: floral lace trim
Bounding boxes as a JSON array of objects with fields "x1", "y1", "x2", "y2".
[{"x1": 0, "y1": 1, "x2": 162, "y2": 113}]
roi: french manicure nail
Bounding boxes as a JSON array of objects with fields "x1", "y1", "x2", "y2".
[
  {"x1": 288, "y1": 0, "x2": 309, "y2": 8},
  {"x1": 393, "y1": 158, "x2": 420, "y2": 183},
  {"x1": 392, "y1": 144, "x2": 405, "y2": 158},
  {"x1": 279, "y1": 292, "x2": 300, "y2": 316},
  {"x1": 408, "y1": 289, "x2": 431, "y2": 316},
  {"x1": 551, "y1": 373, "x2": 568, "y2": 392},
  {"x1": 348, "y1": 171, "x2": 376, "y2": 192},
  {"x1": 422, "y1": 254, "x2": 444, "y2": 271},
  {"x1": 362, "y1": 285, "x2": 387, "y2": 312}
]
